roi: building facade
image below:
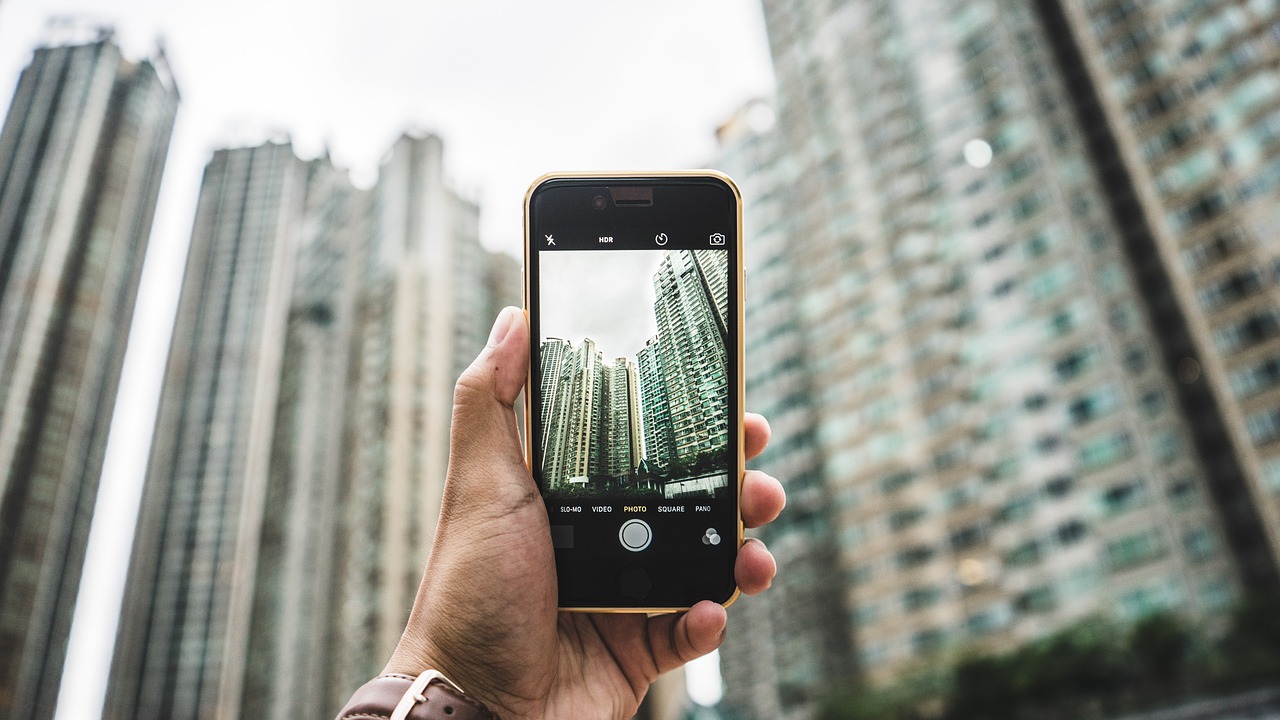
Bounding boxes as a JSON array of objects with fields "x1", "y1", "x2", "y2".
[
  {"x1": 717, "y1": 0, "x2": 1280, "y2": 716},
  {"x1": 0, "y1": 33, "x2": 178, "y2": 720},
  {"x1": 107, "y1": 131, "x2": 518, "y2": 717},
  {"x1": 105, "y1": 141, "x2": 306, "y2": 719},
  {"x1": 238, "y1": 158, "x2": 371, "y2": 720},
  {"x1": 647, "y1": 249, "x2": 731, "y2": 472}
]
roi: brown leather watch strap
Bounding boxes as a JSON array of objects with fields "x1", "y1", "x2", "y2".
[{"x1": 336, "y1": 672, "x2": 498, "y2": 720}]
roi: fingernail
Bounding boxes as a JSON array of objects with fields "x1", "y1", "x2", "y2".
[
  {"x1": 487, "y1": 308, "x2": 513, "y2": 347},
  {"x1": 487, "y1": 307, "x2": 515, "y2": 347}
]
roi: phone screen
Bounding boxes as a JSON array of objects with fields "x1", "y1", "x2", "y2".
[{"x1": 526, "y1": 176, "x2": 741, "y2": 609}]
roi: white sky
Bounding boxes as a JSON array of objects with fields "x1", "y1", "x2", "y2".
[
  {"x1": 0, "y1": 1, "x2": 771, "y2": 717},
  {"x1": 541, "y1": 250, "x2": 663, "y2": 361}
]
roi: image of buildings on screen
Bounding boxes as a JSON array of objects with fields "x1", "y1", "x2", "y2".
[{"x1": 540, "y1": 249, "x2": 730, "y2": 500}]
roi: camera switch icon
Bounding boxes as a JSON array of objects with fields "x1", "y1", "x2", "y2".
[{"x1": 709, "y1": 232, "x2": 726, "y2": 246}]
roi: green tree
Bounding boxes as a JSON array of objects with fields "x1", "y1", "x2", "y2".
[
  {"x1": 1128, "y1": 611, "x2": 1193, "y2": 693},
  {"x1": 1218, "y1": 595, "x2": 1280, "y2": 686}
]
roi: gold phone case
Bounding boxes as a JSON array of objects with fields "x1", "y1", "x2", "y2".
[{"x1": 523, "y1": 171, "x2": 745, "y2": 613}]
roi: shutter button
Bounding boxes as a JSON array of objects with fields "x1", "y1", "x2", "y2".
[{"x1": 619, "y1": 519, "x2": 652, "y2": 551}]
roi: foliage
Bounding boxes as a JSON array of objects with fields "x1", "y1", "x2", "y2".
[{"x1": 818, "y1": 597, "x2": 1280, "y2": 720}]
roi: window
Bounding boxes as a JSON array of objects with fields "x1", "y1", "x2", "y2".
[
  {"x1": 1105, "y1": 530, "x2": 1167, "y2": 571},
  {"x1": 1167, "y1": 477, "x2": 1200, "y2": 509},
  {"x1": 1080, "y1": 431, "x2": 1134, "y2": 470},
  {"x1": 1011, "y1": 191, "x2": 1045, "y2": 222},
  {"x1": 1183, "y1": 527, "x2": 1216, "y2": 561},
  {"x1": 1055, "y1": 347, "x2": 1098, "y2": 381},
  {"x1": 1181, "y1": 227, "x2": 1246, "y2": 271},
  {"x1": 1229, "y1": 355, "x2": 1280, "y2": 398},
  {"x1": 1168, "y1": 191, "x2": 1227, "y2": 233},
  {"x1": 880, "y1": 472, "x2": 915, "y2": 494},
  {"x1": 1101, "y1": 479, "x2": 1147, "y2": 516},
  {"x1": 1247, "y1": 408, "x2": 1280, "y2": 445},
  {"x1": 1141, "y1": 389, "x2": 1167, "y2": 417},
  {"x1": 996, "y1": 494, "x2": 1036, "y2": 523},
  {"x1": 1197, "y1": 267, "x2": 1265, "y2": 312},
  {"x1": 913, "y1": 628, "x2": 946, "y2": 654},
  {"x1": 1214, "y1": 310, "x2": 1280, "y2": 353},
  {"x1": 1006, "y1": 540, "x2": 1042, "y2": 567},
  {"x1": 853, "y1": 603, "x2": 880, "y2": 627},
  {"x1": 1125, "y1": 348, "x2": 1148, "y2": 374},
  {"x1": 1118, "y1": 581, "x2": 1176, "y2": 618},
  {"x1": 1056, "y1": 519, "x2": 1088, "y2": 545},
  {"x1": 1069, "y1": 385, "x2": 1119, "y2": 425},
  {"x1": 897, "y1": 545, "x2": 936, "y2": 569},
  {"x1": 889, "y1": 507, "x2": 926, "y2": 531},
  {"x1": 903, "y1": 586, "x2": 943, "y2": 611},
  {"x1": 1045, "y1": 475, "x2": 1075, "y2": 497},
  {"x1": 1015, "y1": 585, "x2": 1057, "y2": 613},
  {"x1": 1154, "y1": 430, "x2": 1183, "y2": 464},
  {"x1": 950, "y1": 523, "x2": 986, "y2": 550}
]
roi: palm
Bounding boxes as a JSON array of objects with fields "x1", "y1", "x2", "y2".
[{"x1": 384, "y1": 310, "x2": 783, "y2": 720}]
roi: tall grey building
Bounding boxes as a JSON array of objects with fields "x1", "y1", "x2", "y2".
[
  {"x1": 644, "y1": 249, "x2": 730, "y2": 471},
  {"x1": 329, "y1": 130, "x2": 505, "y2": 695},
  {"x1": 541, "y1": 337, "x2": 608, "y2": 487},
  {"x1": 238, "y1": 158, "x2": 370, "y2": 719},
  {"x1": 0, "y1": 31, "x2": 177, "y2": 720},
  {"x1": 107, "y1": 131, "x2": 515, "y2": 717},
  {"x1": 637, "y1": 336, "x2": 675, "y2": 470},
  {"x1": 716, "y1": 0, "x2": 1280, "y2": 716},
  {"x1": 606, "y1": 358, "x2": 644, "y2": 476},
  {"x1": 715, "y1": 100, "x2": 856, "y2": 720},
  {"x1": 106, "y1": 142, "x2": 307, "y2": 719}
]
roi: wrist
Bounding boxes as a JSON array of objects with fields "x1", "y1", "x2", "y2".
[
  {"x1": 337, "y1": 670, "x2": 498, "y2": 720},
  {"x1": 385, "y1": 638, "x2": 517, "y2": 720}
]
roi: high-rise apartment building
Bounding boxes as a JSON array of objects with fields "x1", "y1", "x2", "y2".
[
  {"x1": 717, "y1": 0, "x2": 1280, "y2": 716},
  {"x1": 716, "y1": 100, "x2": 856, "y2": 720},
  {"x1": 607, "y1": 358, "x2": 644, "y2": 476},
  {"x1": 107, "y1": 130, "x2": 517, "y2": 717},
  {"x1": 338, "y1": 131, "x2": 493, "y2": 668},
  {"x1": 0, "y1": 32, "x2": 178, "y2": 720},
  {"x1": 105, "y1": 142, "x2": 307, "y2": 720},
  {"x1": 238, "y1": 158, "x2": 371, "y2": 720},
  {"x1": 293, "y1": 131, "x2": 511, "y2": 706},
  {"x1": 1040, "y1": 0, "x2": 1280, "y2": 589},
  {"x1": 541, "y1": 337, "x2": 608, "y2": 487},
  {"x1": 646, "y1": 249, "x2": 730, "y2": 469},
  {"x1": 637, "y1": 336, "x2": 676, "y2": 471}
]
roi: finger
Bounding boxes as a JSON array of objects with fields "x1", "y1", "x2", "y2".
[
  {"x1": 745, "y1": 413, "x2": 771, "y2": 460},
  {"x1": 741, "y1": 471, "x2": 785, "y2": 528},
  {"x1": 734, "y1": 538, "x2": 776, "y2": 595},
  {"x1": 645, "y1": 602, "x2": 727, "y2": 676},
  {"x1": 444, "y1": 307, "x2": 533, "y2": 509}
]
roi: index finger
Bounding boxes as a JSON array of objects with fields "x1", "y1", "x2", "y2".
[{"x1": 745, "y1": 412, "x2": 770, "y2": 460}]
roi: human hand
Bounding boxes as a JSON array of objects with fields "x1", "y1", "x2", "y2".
[{"x1": 384, "y1": 307, "x2": 786, "y2": 719}]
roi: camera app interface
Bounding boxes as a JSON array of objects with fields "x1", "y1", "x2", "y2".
[{"x1": 537, "y1": 247, "x2": 731, "y2": 505}]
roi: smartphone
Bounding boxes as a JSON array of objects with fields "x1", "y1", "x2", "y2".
[{"x1": 524, "y1": 172, "x2": 744, "y2": 611}]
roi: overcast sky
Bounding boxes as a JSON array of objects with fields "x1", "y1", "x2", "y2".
[
  {"x1": 0, "y1": 1, "x2": 774, "y2": 716},
  {"x1": 541, "y1": 250, "x2": 664, "y2": 361}
]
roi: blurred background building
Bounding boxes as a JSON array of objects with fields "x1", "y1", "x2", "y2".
[
  {"x1": 0, "y1": 29, "x2": 177, "y2": 720},
  {"x1": 103, "y1": 133, "x2": 514, "y2": 719},
  {"x1": 716, "y1": 0, "x2": 1280, "y2": 717},
  {"x1": 105, "y1": 141, "x2": 311, "y2": 719}
]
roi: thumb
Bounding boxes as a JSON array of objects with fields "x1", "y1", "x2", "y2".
[{"x1": 444, "y1": 307, "x2": 532, "y2": 508}]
